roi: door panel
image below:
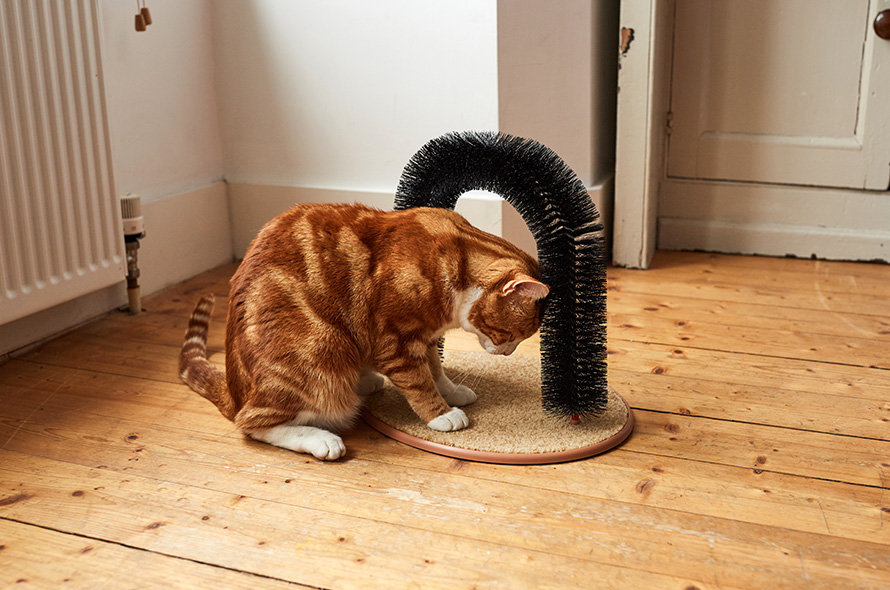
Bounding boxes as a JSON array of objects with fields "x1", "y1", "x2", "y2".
[{"x1": 668, "y1": 0, "x2": 890, "y2": 190}]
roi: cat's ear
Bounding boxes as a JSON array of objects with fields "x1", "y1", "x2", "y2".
[{"x1": 502, "y1": 276, "x2": 550, "y2": 300}]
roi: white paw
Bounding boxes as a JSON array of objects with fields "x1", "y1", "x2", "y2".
[
  {"x1": 357, "y1": 372, "x2": 386, "y2": 396},
  {"x1": 442, "y1": 383, "x2": 477, "y2": 406},
  {"x1": 304, "y1": 431, "x2": 346, "y2": 461},
  {"x1": 427, "y1": 407, "x2": 469, "y2": 432}
]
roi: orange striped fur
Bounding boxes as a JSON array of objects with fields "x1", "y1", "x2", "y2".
[
  {"x1": 178, "y1": 294, "x2": 234, "y2": 418},
  {"x1": 179, "y1": 203, "x2": 548, "y2": 460}
]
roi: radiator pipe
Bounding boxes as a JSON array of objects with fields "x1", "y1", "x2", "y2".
[
  {"x1": 121, "y1": 194, "x2": 145, "y2": 315},
  {"x1": 125, "y1": 237, "x2": 142, "y2": 315}
]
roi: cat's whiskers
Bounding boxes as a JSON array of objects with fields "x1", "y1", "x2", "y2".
[{"x1": 450, "y1": 352, "x2": 485, "y2": 390}]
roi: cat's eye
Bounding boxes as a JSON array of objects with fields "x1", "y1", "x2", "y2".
[{"x1": 487, "y1": 330, "x2": 514, "y2": 346}]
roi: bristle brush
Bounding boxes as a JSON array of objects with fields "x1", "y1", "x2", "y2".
[{"x1": 394, "y1": 131, "x2": 609, "y2": 419}]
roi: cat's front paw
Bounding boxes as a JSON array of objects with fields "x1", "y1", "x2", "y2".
[
  {"x1": 427, "y1": 407, "x2": 469, "y2": 432},
  {"x1": 436, "y1": 375, "x2": 477, "y2": 406},
  {"x1": 442, "y1": 384, "x2": 477, "y2": 406}
]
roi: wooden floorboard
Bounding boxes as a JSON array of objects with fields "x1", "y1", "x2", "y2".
[
  {"x1": 1, "y1": 251, "x2": 888, "y2": 589},
  {"x1": 0, "y1": 518, "x2": 309, "y2": 589}
]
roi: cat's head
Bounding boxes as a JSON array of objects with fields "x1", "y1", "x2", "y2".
[{"x1": 463, "y1": 269, "x2": 549, "y2": 356}]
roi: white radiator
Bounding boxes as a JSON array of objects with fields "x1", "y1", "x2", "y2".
[{"x1": 0, "y1": 0, "x2": 124, "y2": 325}]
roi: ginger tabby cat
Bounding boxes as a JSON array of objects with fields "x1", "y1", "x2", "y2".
[{"x1": 180, "y1": 203, "x2": 548, "y2": 460}]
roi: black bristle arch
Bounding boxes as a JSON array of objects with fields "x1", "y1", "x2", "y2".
[{"x1": 394, "y1": 131, "x2": 609, "y2": 419}]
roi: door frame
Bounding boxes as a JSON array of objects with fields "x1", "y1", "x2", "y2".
[{"x1": 613, "y1": 0, "x2": 673, "y2": 269}]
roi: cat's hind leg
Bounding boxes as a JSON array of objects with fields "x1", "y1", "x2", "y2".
[
  {"x1": 235, "y1": 406, "x2": 348, "y2": 461},
  {"x1": 247, "y1": 423, "x2": 346, "y2": 461}
]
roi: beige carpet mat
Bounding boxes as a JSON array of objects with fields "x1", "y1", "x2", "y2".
[{"x1": 364, "y1": 350, "x2": 633, "y2": 464}]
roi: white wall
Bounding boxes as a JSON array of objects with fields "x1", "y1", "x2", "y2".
[
  {"x1": 213, "y1": 0, "x2": 617, "y2": 258},
  {"x1": 212, "y1": 0, "x2": 498, "y2": 191},
  {"x1": 498, "y1": 0, "x2": 618, "y2": 254},
  {"x1": 100, "y1": 0, "x2": 234, "y2": 293},
  {"x1": 100, "y1": 0, "x2": 232, "y2": 294},
  {"x1": 101, "y1": 0, "x2": 225, "y2": 202}
]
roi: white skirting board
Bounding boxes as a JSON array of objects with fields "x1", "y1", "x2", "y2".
[
  {"x1": 658, "y1": 179, "x2": 890, "y2": 262},
  {"x1": 138, "y1": 183, "x2": 233, "y2": 295},
  {"x1": 1, "y1": 183, "x2": 233, "y2": 357},
  {"x1": 228, "y1": 177, "x2": 614, "y2": 261}
]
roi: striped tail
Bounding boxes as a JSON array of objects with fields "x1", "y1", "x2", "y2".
[{"x1": 179, "y1": 294, "x2": 235, "y2": 420}]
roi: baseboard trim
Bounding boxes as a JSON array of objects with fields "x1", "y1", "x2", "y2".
[
  {"x1": 1, "y1": 182, "x2": 233, "y2": 358},
  {"x1": 659, "y1": 217, "x2": 889, "y2": 262},
  {"x1": 659, "y1": 179, "x2": 890, "y2": 262},
  {"x1": 227, "y1": 179, "x2": 614, "y2": 260},
  {"x1": 227, "y1": 183, "x2": 506, "y2": 257},
  {"x1": 140, "y1": 182, "x2": 233, "y2": 296}
]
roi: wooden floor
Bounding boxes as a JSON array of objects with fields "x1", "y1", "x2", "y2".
[{"x1": 1, "y1": 251, "x2": 888, "y2": 589}]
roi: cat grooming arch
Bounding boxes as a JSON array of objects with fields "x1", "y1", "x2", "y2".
[{"x1": 364, "y1": 131, "x2": 634, "y2": 463}]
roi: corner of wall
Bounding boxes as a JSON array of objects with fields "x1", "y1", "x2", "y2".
[{"x1": 139, "y1": 182, "x2": 234, "y2": 295}]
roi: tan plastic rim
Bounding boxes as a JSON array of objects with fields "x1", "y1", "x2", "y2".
[{"x1": 363, "y1": 394, "x2": 634, "y2": 465}]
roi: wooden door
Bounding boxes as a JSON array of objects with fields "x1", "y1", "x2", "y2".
[{"x1": 667, "y1": 0, "x2": 890, "y2": 191}]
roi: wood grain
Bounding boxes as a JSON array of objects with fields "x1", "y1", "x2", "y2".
[
  {"x1": 2, "y1": 362, "x2": 886, "y2": 547},
  {"x1": 1, "y1": 251, "x2": 888, "y2": 589},
  {"x1": 0, "y1": 519, "x2": 307, "y2": 589}
]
